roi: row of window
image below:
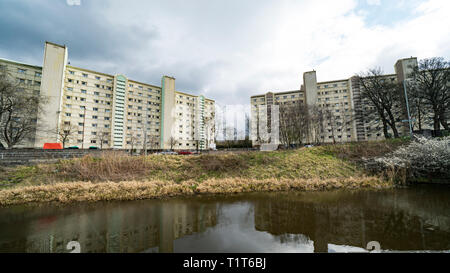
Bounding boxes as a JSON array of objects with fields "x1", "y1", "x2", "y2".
[
  {"x1": 17, "y1": 68, "x2": 41, "y2": 77},
  {"x1": 317, "y1": 82, "x2": 347, "y2": 89},
  {"x1": 17, "y1": 78, "x2": 41, "y2": 86},
  {"x1": 67, "y1": 78, "x2": 113, "y2": 90},
  {"x1": 68, "y1": 70, "x2": 113, "y2": 83}
]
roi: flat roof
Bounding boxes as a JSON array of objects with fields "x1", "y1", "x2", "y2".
[
  {"x1": 251, "y1": 89, "x2": 302, "y2": 98},
  {"x1": 46, "y1": 41, "x2": 66, "y2": 48},
  {"x1": 0, "y1": 57, "x2": 42, "y2": 70},
  {"x1": 67, "y1": 65, "x2": 114, "y2": 78}
]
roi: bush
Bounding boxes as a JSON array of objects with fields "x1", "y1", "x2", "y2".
[{"x1": 373, "y1": 136, "x2": 450, "y2": 183}]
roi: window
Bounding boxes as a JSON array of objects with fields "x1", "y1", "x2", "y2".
[
  {"x1": 81, "y1": 89, "x2": 87, "y2": 94},
  {"x1": 94, "y1": 91, "x2": 100, "y2": 96},
  {"x1": 93, "y1": 107, "x2": 99, "y2": 111},
  {"x1": 69, "y1": 71, "x2": 75, "y2": 75},
  {"x1": 17, "y1": 68, "x2": 26, "y2": 74},
  {"x1": 95, "y1": 76, "x2": 101, "y2": 80},
  {"x1": 35, "y1": 72, "x2": 42, "y2": 77},
  {"x1": 82, "y1": 73, "x2": 88, "y2": 78},
  {"x1": 92, "y1": 115, "x2": 98, "y2": 119},
  {"x1": 65, "y1": 113, "x2": 71, "y2": 117}
]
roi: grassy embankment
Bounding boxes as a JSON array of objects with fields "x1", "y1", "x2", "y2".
[{"x1": 0, "y1": 139, "x2": 407, "y2": 205}]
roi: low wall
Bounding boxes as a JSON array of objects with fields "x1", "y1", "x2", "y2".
[{"x1": 0, "y1": 149, "x2": 126, "y2": 166}]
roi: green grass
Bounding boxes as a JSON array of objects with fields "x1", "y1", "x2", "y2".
[
  {"x1": 0, "y1": 139, "x2": 409, "y2": 189},
  {"x1": 0, "y1": 140, "x2": 410, "y2": 205}
]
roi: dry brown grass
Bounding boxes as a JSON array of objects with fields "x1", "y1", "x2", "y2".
[
  {"x1": 317, "y1": 139, "x2": 409, "y2": 162},
  {"x1": 0, "y1": 176, "x2": 391, "y2": 206},
  {"x1": 53, "y1": 152, "x2": 162, "y2": 182}
]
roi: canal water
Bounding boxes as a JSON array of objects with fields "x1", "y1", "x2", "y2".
[{"x1": 0, "y1": 185, "x2": 449, "y2": 253}]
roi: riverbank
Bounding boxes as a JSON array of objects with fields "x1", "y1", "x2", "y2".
[
  {"x1": 0, "y1": 177, "x2": 391, "y2": 206},
  {"x1": 0, "y1": 140, "x2": 407, "y2": 205}
]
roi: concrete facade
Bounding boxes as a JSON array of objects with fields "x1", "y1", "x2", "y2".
[
  {"x1": 0, "y1": 42, "x2": 215, "y2": 150},
  {"x1": 251, "y1": 57, "x2": 431, "y2": 146},
  {"x1": 0, "y1": 58, "x2": 43, "y2": 148}
]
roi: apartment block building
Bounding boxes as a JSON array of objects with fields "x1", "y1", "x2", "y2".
[
  {"x1": 251, "y1": 57, "x2": 419, "y2": 146},
  {"x1": 0, "y1": 58, "x2": 43, "y2": 147},
  {"x1": 0, "y1": 42, "x2": 215, "y2": 150}
]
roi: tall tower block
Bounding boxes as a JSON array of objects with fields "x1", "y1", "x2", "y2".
[
  {"x1": 161, "y1": 76, "x2": 176, "y2": 149},
  {"x1": 303, "y1": 71, "x2": 318, "y2": 107},
  {"x1": 34, "y1": 42, "x2": 68, "y2": 148}
]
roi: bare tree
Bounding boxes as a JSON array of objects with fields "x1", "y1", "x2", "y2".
[
  {"x1": 358, "y1": 68, "x2": 403, "y2": 138},
  {"x1": 409, "y1": 57, "x2": 450, "y2": 131},
  {"x1": 308, "y1": 105, "x2": 325, "y2": 144},
  {"x1": 56, "y1": 123, "x2": 77, "y2": 148},
  {"x1": 203, "y1": 112, "x2": 215, "y2": 150},
  {"x1": 278, "y1": 101, "x2": 309, "y2": 147},
  {"x1": 168, "y1": 136, "x2": 179, "y2": 150},
  {"x1": 126, "y1": 132, "x2": 139, "y2": 155},
  {"x1": 0, "y1": 68, "x2": 43, "y2": 148},
  {"x1": 95, "y1": 129, "x2": 110, "y2": 149},
  {"x1": 408, "y1": 85, "x2": 429, "y2": 131},
  {"x1": 1, "y1": 66, "x2": 41, "y2": 148},
  {"x1": 147, "y1": 134, "x2": 160, "y2": 151}
]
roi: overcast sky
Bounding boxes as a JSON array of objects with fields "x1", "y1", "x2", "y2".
[{"x1": 0, "y1": 0, "x2": 449, "y2": 106}]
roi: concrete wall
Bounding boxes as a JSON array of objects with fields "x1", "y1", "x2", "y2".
[
  {"x1": 34, "y1": 42, "x2": 68, "y2": 148},
  {"x1": 161, "y1": 76, "x2": 176, "y2": 149},
  {"x1": 395, "y1": 57, "x2": 418, "y2": 135},
  {"x1": 303, "y1": 71, "x2": 318, "y2": 107}
]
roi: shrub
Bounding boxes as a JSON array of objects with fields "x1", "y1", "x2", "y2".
[{"x1": 373, "y1": 136, "x2": 450, "y2": 183}]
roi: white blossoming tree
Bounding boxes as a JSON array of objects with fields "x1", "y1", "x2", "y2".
[{"x1": 374, "y1": 136, "x2": 450, "y2": 182}]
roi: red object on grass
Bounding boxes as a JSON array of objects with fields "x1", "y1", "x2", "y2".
[
  {"x1": 43, "y1": 143, "x2": 63, "y2": 149},
  {"x1": 177, "y1": 150, "x2": 193, "y2": 155}
]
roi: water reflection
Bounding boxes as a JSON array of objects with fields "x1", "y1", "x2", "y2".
[
  {"x1": 254, "y1": 188, "x2": 450, "y2": 252},
  {"x1": 0, "y1": 201, "x2": 217, "y2": 253},
  {"x1": 0, "y1": 186, "x2": 449, "y2": 253}
]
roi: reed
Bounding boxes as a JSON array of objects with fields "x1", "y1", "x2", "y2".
[{"x1": 0, "y1": 176, "x2": 391, "y2": 206}]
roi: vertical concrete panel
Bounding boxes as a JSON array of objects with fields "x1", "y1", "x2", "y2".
[
  {"x1": 35, "y1": 42, "x2": 68, "y2": 148},
  {"x1": 303, "y1": 71, "x2": 318, "y2": 107},
  {"x1": 161, "y1": 76, "x2": 176, "y2": 149},
  {"x1": 395, "y1": 58, "x2": 418, "y2": 135}
]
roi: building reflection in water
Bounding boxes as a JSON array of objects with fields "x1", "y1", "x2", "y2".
[
  {"x1": 0, "y1": 200, "x2": 217, "y2": 253},
  {"x1": 254, "y1": 189, "x2": 450, "y2": 252},
  {"x1": 1, "y1": 186, "x2": 449, "y2": 253}
]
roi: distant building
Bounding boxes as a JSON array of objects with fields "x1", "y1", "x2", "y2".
[{"x1": 250, "y1": 57, "x2": 441, "y2": 146}]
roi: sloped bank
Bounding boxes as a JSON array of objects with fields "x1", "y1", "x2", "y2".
[
  {"x1": 0, "y1": 177, "x2": 391, "y2": 206},
  {"x1": 0, "y1": 139, "x2": 410, "y2": 206}
]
